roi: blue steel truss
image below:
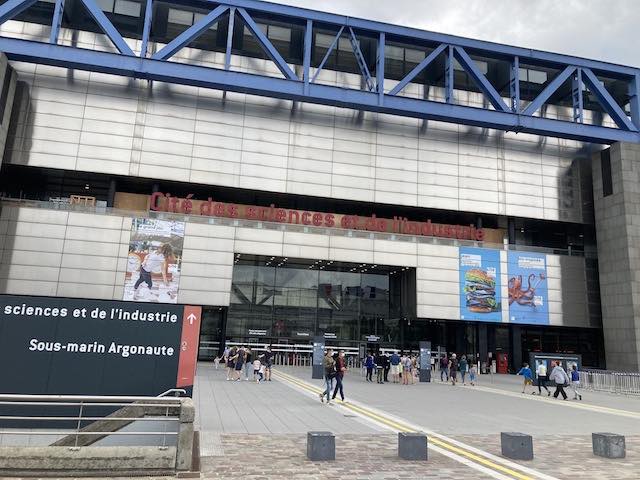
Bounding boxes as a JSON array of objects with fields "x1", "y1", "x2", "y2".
[{"x1": 0, "y1": 0, "x2": 639, "y2": 144}]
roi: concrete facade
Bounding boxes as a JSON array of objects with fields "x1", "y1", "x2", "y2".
[{"x1": 593, "y1": 142, "x2": 640, "y2": 372}]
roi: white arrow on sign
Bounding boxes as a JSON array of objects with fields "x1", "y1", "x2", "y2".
[{"x1": 187, "y1": 313, "x2": 197, "y2": 325}]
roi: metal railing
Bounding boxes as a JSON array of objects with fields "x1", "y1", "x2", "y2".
[
  {"x1": 579, "y1": 370, "x2": 640, "y2": 396},
  {"x1": 0, "y1": 394, "x2": 183, "y2": 448}
]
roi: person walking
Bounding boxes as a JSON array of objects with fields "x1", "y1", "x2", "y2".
[
  {"x1": 244, "y1": 347, "x2": 253, "y2": 381},
  {"x1": 536, "y1": 362, "x2": 551, "y2": 396},
  {"x1": 234, "y1": 346, "x2": 245, "y2": 381},
  {"x1": 459, "y1": 355, "x2": 469, "y2": 385},
  {"x1": 260, "y1": 346, "x2": 273, "y2": 381},
  {"x1": 549, "y1": 361, "x2": 570, "y2": 400},
  {"x1": 226, "y1": 346, "x2": 237, "y2": 381},
  {"x1": 253, "y1": 357, "x2": 261, "y2": 382},
  {"x1": 469, "y1": 363, "x2": 477, "y2": 386},
  {"x1": 449, "y1": 353, "x2": 458, "y2": 386},
  {"x1": 390, "y1": 351, "x2": 401, "y2": 383},
  {"x1": 570, "y1": 365, "x2": 582, "y2": 401},
  {"x1": 517, "y1": 363, "x2": 533, "y2": 394},
  {"x1": 375, "y1": 351, "x2": 384, "y2": 384},
  {"x1": 319, "y1": 348, "x2": 336, "y2": 404},
  {"x1": 332, "y1": 350, "x2": 347, "y2": 401},
  {"x1": 365, "y1": 352, "x2": 375, "y2": 382},
  {"x1": 440, "y1": 355, "x2": 449, "y2": 382}
]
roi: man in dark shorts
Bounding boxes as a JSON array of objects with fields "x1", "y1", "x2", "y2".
[
  {"x1": 234, "y1": 347, "x2": 245, "y2": 381},
  {"x1": 260, "y1": 346, "x2": 273, "y2": 381},
  {"x1": 449, "y1": 353, "x2": 459, "y2": 386}
]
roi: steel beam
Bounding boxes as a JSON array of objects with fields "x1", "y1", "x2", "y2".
[
  {"x1": 237, "y1": 7, "x2": 297, "y2": 80},
  {"x1": 1, "y1": 37, "x2": 636, "y2": 144},
  {"x1": 453, "y1": 46, "x2": 508, "y2": 112},
  {"x1": 389, "y1": 44, "x2": 446, "y2": 96},
  {"x1": 445, "y1": 45, "x2": 454, "y2": 104},
  {"x1": 49, "y1": 0, "x2": 65, "y2": 45},
  {"x1": 581, "y1": 68, "x2": 636, "y2": 131},
  {"x1": 311, "y1": 26, "x2": 343, "y2": 84},
  {"x1": 0, "y1": 0, "x2": 38, "y2": 26},
  {"x1": 152, "y1": 4, "x2": 228, "y2": 60},
  {"x1": 140, "y1": 0, "x2": 152, "y2": 57},
  {"x1": 522, "y1": 65, "x2": 575, "y2": 116},
  {"x1": 347, "y1": 27, "x2": 374, "y2": 91},
  {"x1": 510, "y1": 56, "x2": 520, "y2": 113},
  {"x1": 630, "y1": 73, "x2": 640, "y2": 129},
  {"x1": 225, "y1": 7, "x2": 235, "y2": 70},
  {"x1": 80, "y1": 0, "x2": 134, "y2": 56},
  {"x1": 377, "y1": 31, "x2": 384, "y2": 104},
  {"x1": 572, "y1": 68, "x2": 583, "y2": 123}
]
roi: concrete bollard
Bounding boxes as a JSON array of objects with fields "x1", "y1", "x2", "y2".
[
  {"x1": 592, "y1": 433, "x2": 626, "y2": 459},
  {"x1": 176, "y1": 398, "x2": 195, "y2": 471},
  {"x1": 307, "y1": 431, "x2": 335, "y2": 461},
  {"x1": 398, "y1": 432, "x2": 428, "y2": 461},
  {"x1": 500, "y1": 432, "x2": 533, "y2": 460}
]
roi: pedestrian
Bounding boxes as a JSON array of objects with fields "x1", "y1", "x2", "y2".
[
  {"x1": 517, "y1": 363, "x2": 533, "y2": 394},
  {"x1": 258, "y1": 362, "x2": 266, "y2": 382},
  {"x1": 390, "y1": 351, "x2": 401, "y2": 383},
  {"x1": 261, "y1": 346, "x2": 273, "y2": 381},
  {"x1": 226, "y1": 347, "x2": 237, "y2": 381},
  {"x1": 332, "y1": 350, "x2": 347, "y2": 401},
  {"x1": 570, "y1": 365, "x2": 582, "y2": 401},
  {"x1": 234, "y1": 346, "x2": 245, "y2": 381},
  {"x1": 402, "y1": 354, "x2": 412, "y2": 385},
  {"x1": 319, "y1": 348, "x2": 336, "y2": 404},
  {"x1": 365, "y1": 352, "x2": 375, "y2": 382},
  {"x1": 213, "y1": 355, "x2": 220, "y2": 370},
  {"x1": 244, "y1": 347, "x2": 253, "y2": 381},
  {"x1": 469, "y1": 363, "x2": 477, "y2": 386},
  {"x1": 549, "y1": 361, "x2": 570, "y2": 400},
  {"x1": 253, "y1": 357, "x2": 261, "y2": 382},
  {"x1": 536, "y1": 362, "x2": 550, "y2": 396},
  {"x1": 460, "y1": 355, "x2": 468, "y2": 385},
  {"x1": 375, "y1": 351, "x2": 384, "y2": 383},
  {"x1": 411, "y1": 355, "x2": 418, "y2": 384},
  {"x1": 383, "y1": 353, "x2": 390, "y2": 382},
  {"x1": 449, "y1": 353, "x2": 458, "y2": 386},
  {"x1": 440, "y1": 355, "x2": 449, "y2": 382}
]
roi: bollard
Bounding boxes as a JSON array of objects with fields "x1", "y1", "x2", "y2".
[
  {"x1": 398, "y1": 432, "x2": 428, "y2": 460},
  {"x1": 307, "y1": 431, "x2": 335, "y2": 461},
  {"x1": 592, "y1": 433, "x2": 626, "y2": 458},
  {"x1": 500, "y1": 432, "x2": 533, "y2": 460}
]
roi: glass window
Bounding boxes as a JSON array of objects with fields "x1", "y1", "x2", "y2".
[
  {"x1": 274, "y1": 268, "x2": 318, "y2": 338},
  {"x1": 168, "y1": 8, "x2": 193, "y2": 26},
  {"x1": 360, "y1": 273, "x2": 390, "y2": 338},
  {"x1": 268, "y1": 25, "x2": 291, "y2": 42},
  {"x1": 113, "y1": 0, "x2": 140, "y2": 17},
  {"x1": 96, "y1": 0, "x2": 115, "y2": 12},
  {"x1": 528, "y1": 69, "x2": 547, "y2": 84},
  {"x1": 318, "y1": 270, "x2": 360, "y2": 340},
  {"x1": 404, "y1": 48, "x2": 425, "y2": 64},
  {"x1": 315, "y1": 33, "x2": 335, "y2": 49},
  {"x1": 386, "y1": 45, "x2": 404, "y2": 61}
]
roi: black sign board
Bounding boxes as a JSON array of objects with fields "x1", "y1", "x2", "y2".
[
  {"x1": 419, "y1": 341, "x2": 431, "y2": 382},
  {"x1": 312, "y1": 335, "x2": 325, "y2": 379},
  {"x1": 528, "y1": 352, "x2": 582, "y2": 383},
  {"x1": 0, "y1": 295, "x2": 201, "y2": 397}
]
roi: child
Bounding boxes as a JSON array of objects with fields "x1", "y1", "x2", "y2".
[
  {"x1": 469, "y1": 363, "x2": 477, "y2": 386},
  {"x1": 258, "y1": 362, "x2": 266, "y2": 382},
  {"x1": 213, "y1": 356, "x2": 220, "y2": 370},
  {"x1": 517, "y1": 363, "x2": 533, "y2": 394},
  {"x1": 253, "y1": 358, "x2": 261, "y2": 383},
  {"x1": 570, "y1": 365, "x2": 582, "y2": 400}
]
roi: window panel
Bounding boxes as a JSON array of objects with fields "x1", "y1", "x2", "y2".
[
  {"x1": 114, "y1": 0, "x2": 141, "y2": 17},
  {"x1": 96, "y1": 0, "x2": 115, "y2": 12},
  {"x1": 168, "y1": 8, "x2": 193, "y2": 26}
]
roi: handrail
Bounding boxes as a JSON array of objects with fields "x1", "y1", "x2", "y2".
[
  {"x1": 0, "y1": 394, "x2": 182, "y2": 403},
  {"x1": 157, "y1": 389, "x2": 187, "y2": 397}
]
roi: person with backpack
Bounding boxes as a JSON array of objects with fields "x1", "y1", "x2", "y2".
[
  {"x1": 440, "y1": 355, "x2": 449, "y2": 382},
  {"x1": 449, "y1": 354, "x2": 458, "y2": 386},
  {"x1": 319, "y1": 348, "x2": 336, "y2": 404}
]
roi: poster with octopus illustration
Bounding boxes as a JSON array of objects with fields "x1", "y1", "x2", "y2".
[
  {"x1": 459, "y1": 247, "x2": 502, "y2": 322},
  {"x1": 507, "y1": 251, "x2": 549, "y2": 325}
]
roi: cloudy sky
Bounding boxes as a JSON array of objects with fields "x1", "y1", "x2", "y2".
[{"x1": 276, "y1": 0, "x2": 639, "y2": 68}]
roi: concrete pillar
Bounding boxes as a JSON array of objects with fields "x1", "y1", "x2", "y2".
[
  {"x1": 175, "y1": 398, "x2": 195, "y2": 471},
  {"x1": 592, "y1": 143, "x2": 640, "y2": 372}
]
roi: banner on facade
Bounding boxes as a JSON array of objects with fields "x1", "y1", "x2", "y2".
[
  {"x1": 459, "y1": 247, "x2": 502, "y2": 322},
  {"x1": 123, "y1": 218, "x2": 185, "y2": 304},
  {"x1": 507, "y1": 251, "x2": 549, "y2": 325},
  {"x1": 0, "y1": 295, "x2": 201, "y2": 396}
]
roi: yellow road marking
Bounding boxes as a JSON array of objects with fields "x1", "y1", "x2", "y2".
[{"x1": 273, "y1": 369, "x2": 536, "y2": 480}]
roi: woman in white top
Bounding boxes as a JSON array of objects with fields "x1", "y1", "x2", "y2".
[
  {"x1": 133, "y1": 243, "x2": 173, "y2": 300},
  {"x1": 536, "y1": 362, "x2": 550, "y2": 396}
]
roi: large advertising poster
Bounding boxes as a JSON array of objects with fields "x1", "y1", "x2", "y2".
[
  {"x1": 123, "y1": 218, "x2": 185, "y2": 304},
  {"x1": 459, "y1": 247, "x2": 502, "y2": 322},
  {"x1": 0, "y1": 295, "x2": 201, "y2": 396},
  {"x1": 507, "y1": 251, "x2": 549, "y2": 325}
]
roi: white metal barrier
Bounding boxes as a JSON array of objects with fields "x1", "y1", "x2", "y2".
[{"x1": 579, "y1": 370, "x2": 640, "y2": 396}]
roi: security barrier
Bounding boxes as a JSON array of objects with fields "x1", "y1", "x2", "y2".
[{"x1": 579, "y1": 370, "x2": 640, "y2": 396}]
